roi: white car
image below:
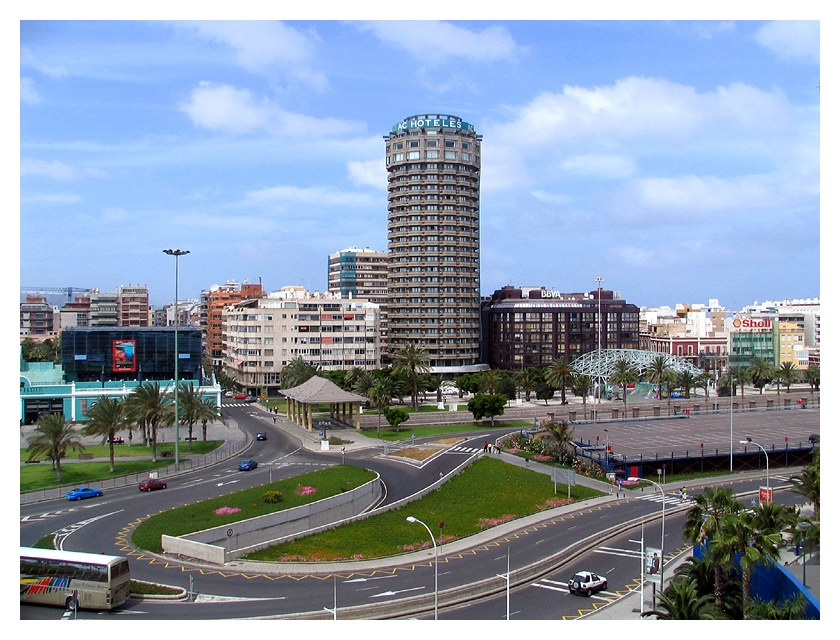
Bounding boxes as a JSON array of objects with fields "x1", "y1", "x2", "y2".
[
  {"x1": 568, "y1": 571, "x2": 608, "y2": 596},
  {"x1": 224, "y1": 391, "x2": 233, "y2": 397}
]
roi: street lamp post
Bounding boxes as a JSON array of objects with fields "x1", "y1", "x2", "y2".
[
  {"x1": 740, "y1": 437, "x2": 770, "y2": 494},
  {"x1": 595, "y1": 276, "x2": 604, "y2": 421},
  {"x1": 628, "y1": 476, "x2": 666, "y2": 596},
  {"x1": 163, "y1": 248, "x2": 189, "y2": 465},
  {"x1": 406, "y1": 516, "x2": 438, "y2": 619}
]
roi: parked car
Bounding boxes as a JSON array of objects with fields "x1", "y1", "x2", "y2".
[
  {"x1": 224, "y1": 391, "x2": 234, "y2": 397},
  {"x1": 245, "y1": 396, "x2": 258, "y2": 403},
  {"x1": 234, "y1": 393, "x2": 248, "y2": 400},
  {"x1": 238, "y1": 459, "x2": 258, "y2": 471},
  {"x1": 139, "y1": 478, "x2": 168, "y2": 492},
  {"x1": 568, "y1": 571, "x2": 608, "y2": 596},
  {"x1": 256, "y1": 432, "x2": 267, "y2": 441},
  {"x1": 107, "y1": 436, "x2": 125, "y2": 444},
  {"x1": 66, "y1": 486, "x2": 103, "y2": 501}
]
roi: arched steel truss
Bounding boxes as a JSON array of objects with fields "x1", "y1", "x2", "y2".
[{"x1": 570, "y1": 348, "x2": 703, "y2": 384}]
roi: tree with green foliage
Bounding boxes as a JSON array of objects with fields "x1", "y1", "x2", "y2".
[
  {"x1": 383, "y1": 406, "x2": 410, "y2": 431},
  {"x1": 609, "y1": 358, "x2": 637, "y2": 416},
  {"x1": 467, "y1": 393, "x2": 507, "y2": 425},
  {"x1": 643, "y1": 577, "x2": 724, "y2": 620},
  {"x1": 748, "y1": 357, "x2": 774, "y2": 394},
  {"x1": 197, "y1": 397, "x2": 225, "y2": 442},
  {"x1": 733, "y1": 367, "x2": 752, "y2": 400},
  {"x1": 535, "y1": 382, "x2": 555, "y2": 406},
  {"x1": 544, "y1": 357, "x2": 572, "y2": 404},
  {"x1": 675, "y1": 369, "x2": 698, "y2": 400},
  {"x1": 81, "y1": 395, "x2": 129, "y2": 473},
  {"x1": 715, "y1": 509, "x2": 782, "y2": 618},
  {"x1": 697, "y1": 371, "x2": 715, "y2": 409},
  {"x1": 366, "y1": 378, "x2": 393, "y2": 437},
  {"x1": 124, "y1": 381, "x2": 170, "y2": 461},
  {"x1": 570, "y1": 374, "x2": 591, "y2": 415},
  {"x1": 278, "y1": 357, "x2": 319, "y2": 389},
  {"x1": 516, "y1": 367, "x2": 544, "y2": 402},
  {"x1": 747, "y1": 594, "x2": 808, "y2": 620},
  {"x1": 455, "y1": 372, "x2": 482, "y2": 397},
  {"x1": 672, "y1": 555, "x2": 742, "y2": 618},
  {"x1": 683, "y1": 487, "x2": 743, "y2": 611},
  {"x1": 391, "y1": 343, "x2": 430, "y2": 409},
  {"x1": 805, "y1": 365, "x2": 819, "y2": 396},
  {"x1": 773, "y1": 362, "x2": 799, "y2": 395},
  {"x1": 644, "y1": 355, "x2": 673, "y2": 402},
  {"x1": 790, "y1": 446, "x2": 819, "y2": 519},
  {"x1": 535, "y1": 420, "x2": 576, "y2": 464},
  {"x1": 26, "y1": 413, "x2": 85, "y2": 482}
]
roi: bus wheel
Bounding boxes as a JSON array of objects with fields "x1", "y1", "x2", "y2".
[{"x1": 65, "y1": 595, "x2": 78, "y2": 611}]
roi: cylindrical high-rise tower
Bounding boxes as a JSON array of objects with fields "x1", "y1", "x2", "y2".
[{"x1": 384, "y1": 114, "x2": 482, "y2": 369}]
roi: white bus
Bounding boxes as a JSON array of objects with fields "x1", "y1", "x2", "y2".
[{"x1": 20, "y1": 547, "x2": 131, "y2": 610}]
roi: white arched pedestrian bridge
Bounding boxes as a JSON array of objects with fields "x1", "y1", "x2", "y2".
[{"x1": 570, "y1": 348, "x2": 703, "y2": 382}]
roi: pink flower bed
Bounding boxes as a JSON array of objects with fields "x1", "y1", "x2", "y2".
[
  {"x1": 533, "y1": 455, "x2": 554, "y2": 462},
  {"x1": 215, "y1": 507, "x2": 241, "y2": 515},
  {"x1": 537, "y1": 497, "x2": 573, "y2": 510},
  {"x1": 503, "y1": 448, "x2": 521, "y2": 454},
  {"x1": 477, "y1": 514, "x2": 516, "y2": 529},
  {"x1": 297, "y1": 486, "x2": 318, "y2": 496}
]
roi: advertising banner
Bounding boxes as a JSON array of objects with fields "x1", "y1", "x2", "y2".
[{"x1": 112, "y1": 339, "x2": 136, "y2": 372}]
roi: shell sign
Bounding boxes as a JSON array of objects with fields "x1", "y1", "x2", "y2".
[{"x1": 733, "y1": 318, "x2": 772, "y2": 329}]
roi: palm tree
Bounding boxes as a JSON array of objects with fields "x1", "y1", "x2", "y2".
[
  {"x1": 164, "y1": 382, "x2": 204, "y2": 450},
  {"x1": 733, "y1": 367, "x2": 752, "y2": 400},
  {"x1": 697, "y1": 371, "x2": 715, "y2": 410},
  {"x1": 366, "y1": 378, "x2": 393, "y2": 437},
  {"x1": 125, "y1": 381, "x2": 170, "y2": 461},
  {"x1": 644, "y1": 355, "x2": 672, "y2": 402},
  {"x1": 479, "y1": 369, "x2": 505, "y2": 395},
  {"x1": 715, "y1": 510, "x2": 781, "y2": 618},
  {"x1": 197, "y1": 397, "x2": 225, "y2": 442},
  {"x1": 672, "y1": 555, "x2": 741, "y2": 618},
  {"x1": 81, "y1": 396, "x2": 128, "y2": 473},
  {"x1": 517, "y1": 367, "x2": 543, "y2": 403},
  {"x1": 343, "y1": 367, "x2": 366, "y2": 392},
  {"x1": 26, "y1": 413, "x2": 85, "y2": 483},
  {"x1": 279, "y1": 357, "x2": 319, "y2": 388},
  {"x1": 391, "y1": 344, "x2": 430, "y2": 409},
  {"x1": 683, "y1": 487, "x2": 743, "y2": 610},
  {"x1": 804, "y1": 365, "x2": 819, "y2": 396},
  {"x1": 675, "y1": 370, "x2": 697, "y2": 400},
  {"x1": 789, "y1": 448, "x2": 819, "y2": 519},
  {"x1": 544, "y1": 357, "x2": 572, "y2": 404},
  {"x1": 748, "y1": 357, "x2": 774, "y2": 394},
  {"x1": 643, "y1": 577, "x2": 723, "y2": 620},
  {"x1": 570, "y1": 373, "x2": 591, "y2": 416},
  {"x1": 609, "y1": 358, "x2": 637, "y2": 416},
  {"x1": 535, "y1": 420, "x2": 576, "y2": 463}
]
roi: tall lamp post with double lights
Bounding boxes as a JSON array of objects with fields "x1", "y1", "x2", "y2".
[
  {"x1": 594, "y1": 276, "x2": 604, "y2": 421},
  {"x1": 163, "y1": 249, "x2": 189, "y2": 465},
  {"x1": 740, "y1": 436, "x2": 771, "y2": 501},
  {"x1": 406, "y1": 516, "x2": 438, "y2": 619},
  {"x1": 628, "y1": 476, "x2": 666, "y2": 600}
]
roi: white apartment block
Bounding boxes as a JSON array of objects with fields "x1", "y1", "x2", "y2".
[{"x1": 222, "y1": 286, "x2": 382, "y2": 393}]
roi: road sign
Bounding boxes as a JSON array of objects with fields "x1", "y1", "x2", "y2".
[{"x1": 759, "y1": 486, "x2": 774, "y2": 503}]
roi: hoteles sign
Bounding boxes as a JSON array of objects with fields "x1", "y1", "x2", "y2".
[{"x1": 391, "y1": 115, "x2": 475, "y2": 133}]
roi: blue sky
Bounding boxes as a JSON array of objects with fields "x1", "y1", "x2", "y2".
[{"x1": 18, "y1": 12, "x2": 822, "y2": 310}]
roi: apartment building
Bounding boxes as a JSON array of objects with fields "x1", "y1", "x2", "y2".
[
  {"x1": 222, "y1": 286, "x2": 381, "y2": 395},
  {"x1": 200, "y1": 281, "x2": 266, "y2": 368}
]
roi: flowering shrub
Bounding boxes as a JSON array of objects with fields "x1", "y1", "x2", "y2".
[
  {"x1": 533, "y1": 454, "x2": 555, "y2": 462},
  {"x1": 537, "y1": 497, "x2": 573, "y2": 510},
  {"x1": 297, "y1": 486, "x2": 317, "y2": 496},
  {"x1": 215, "y1": 507, "x2": 241, "y2": 515},
  {"x1": 263, "y1": 490, "x2": 283, "y2": 503},
  {"x1": 477, "y1": 514, "x2": 516, "y2": 529}
]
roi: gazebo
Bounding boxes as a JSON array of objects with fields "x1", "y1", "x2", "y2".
[{"x1": 278, "y1": 376, "x2": 368, "y2": 431}]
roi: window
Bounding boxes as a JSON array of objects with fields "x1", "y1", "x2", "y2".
[
  {"x1": 425, "y1": 150, "x2": 440, "y2": 159},
  {"x1": 407, "y1": 151, "x2": 420, "y2": 160}
]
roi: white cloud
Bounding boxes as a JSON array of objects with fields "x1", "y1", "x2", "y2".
[
  {"x1": 561, "y1": 154, "x2": 636, "y2": 179},
  {"x1": 529, "y1": 190, "x2": 574, "y2": 206},
  {"x1": 755, "y1": 21, "x2": 820, "y2": 65},
  {"x1": 21, "y1": 159, "x2": 76, "y2": 181},
  {"x1": 20, "y1": 191, "x2": 82, "y2": 205},
  {"x1": 175, "y1": 21, "x2": 328, "y2": 90},
  {"x1": 358, "y1": 21, "x2": 521, "y2": 66},
  {"x1": 347, "y1": 158, "x2": 386, "y2": 190},
  {"x1": 20, "y1": 77, "x2": 41, "y2": 105},
  {"x1": 179, "y1": 82, "x2": 364, "y2": 137},
  {"x1": 245, "y1": 184, "x2": 378, "y2": 209}
]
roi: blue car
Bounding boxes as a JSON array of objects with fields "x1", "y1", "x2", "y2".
[
  {"x1": 66, "y1": 486, "x2": 103, "y2": 501},
  {"x1": 238, "y1": 459, "x2": 258, "y2": 471}
]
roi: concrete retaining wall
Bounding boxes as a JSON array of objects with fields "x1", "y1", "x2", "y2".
[{"x1": 161, "y1": 474, "x2": 380, "y2": 563}]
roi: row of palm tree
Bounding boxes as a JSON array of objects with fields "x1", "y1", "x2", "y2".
[
  {"x1": 648, "y1": 443, "x2": 820, "y2": 619},
  {"x1": 25, "y1": 380, "x2": 224, "y2": 481}
]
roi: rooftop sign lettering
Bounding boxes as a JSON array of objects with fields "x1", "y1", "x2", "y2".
[{"x1": 391, "y1": 116, "x2": 475, "y2": 133}]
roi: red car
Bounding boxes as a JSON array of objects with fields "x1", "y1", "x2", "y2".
[
  {"x1": 139, "y1": 478, "x2": 167, "y2": 492},
  {"x1": 234, "y1": 393, "x2": 248, "y2": 400}
]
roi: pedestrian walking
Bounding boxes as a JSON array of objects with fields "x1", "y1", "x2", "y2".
[{"x1": 483, "y1": 441, "x2": 488, "y2": 453}]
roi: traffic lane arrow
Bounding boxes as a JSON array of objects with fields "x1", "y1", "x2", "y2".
[{"x1": 369, "y1": 586, "x2": 426, "y2": 598}]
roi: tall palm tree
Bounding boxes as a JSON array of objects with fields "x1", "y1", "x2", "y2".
[
  {"x1": 672, "y1": 555, "x2": 741, "y2": 618},
  {"x1": 683, "y1": 487, "x2": 743, "y2": 610},
  {"x1": 197, "y1": 397, "x2": 225, "y2": 442},
  {"x1": 536, "y1": 420, "x2": 576, "y2": 463},
  {"x1": 748, "y1": 357, "x2": 774, "y2": 394},
  {"x1": 789, "y1": 448, "x2": 819, "y2": 519},
  {"x1": 804, "y1": 365, "x2": 819, "y2": 396},
  {"x1": 391, "y1": 343, "x2": 430, "y2": 409},
  {"x1": 26, "y1": 413, "x2": 85, "y2": 483},
  {"x1": 517, "y1": 367, "x2": 543, "y2": 403},
  {"x1": 715, "y1": 510, "x2": 781, "y2": 618},
  {"x1": 733, "y1": 367, "x2": 752, "y2": 400},
  {"x1": 697, "y1": 371, "x2": 715, "y2": 410},
  {"x1": 774, "y1": 361, "x2": 799, "y2": 394},
  {"x1": 609, "y1": 358, "x2": 637, "y2": 416},
  {"x1": 125, "y1": 381, "x2": 170, "y2": 462},
  {"x1": 164, "y1": 382, "x2": 205, "y2": 450},
  {"x1": 81, "y1": 395, "x2": 129, "y2": 473},
  {"x1": 644, "y1": 355, "x2": 672, "y2": 402},
  {"x1": 479, "y1": 369, "x2": 505, "y2": 395},
  {"x1": 366, "y1": 378, "x2": 393, "y2": 437},
  {"x1": 570, "y1": 373, "x2": 591, "y2": 416},
  {"x1": 544, "y1": 357, "x2": 572, "y2": 404},
  {"x1": 675, "y1": 370, "x2": 697, "y2": 400}
]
